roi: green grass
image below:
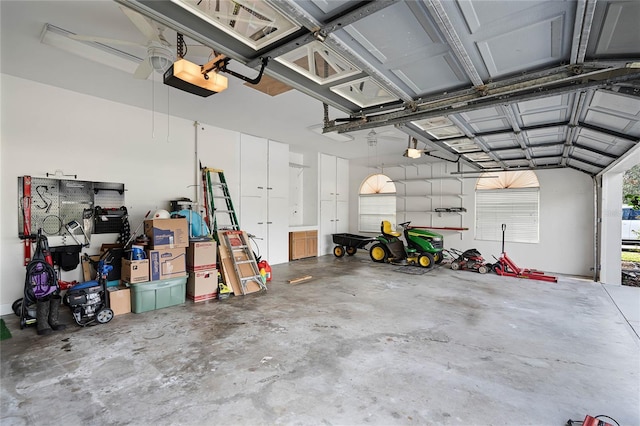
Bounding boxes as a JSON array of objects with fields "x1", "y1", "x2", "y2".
[{"x1": 622, "y1": 251, "x2": 640, "y2": 262}]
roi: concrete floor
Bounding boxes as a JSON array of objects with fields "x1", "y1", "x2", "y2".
[{"x1": 1, "y1": 254, "x2": 639, "y2": 425}]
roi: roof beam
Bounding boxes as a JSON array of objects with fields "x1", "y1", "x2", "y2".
[
  {"x1": 325, "y1": 67, "x2": 640, "y2": 134},
  {"x1": 422, "y1": 0, "x2": 484, "y2": 87},
  {"x1": 570, "y1": 0, "x2": 598, "y2": 64}
]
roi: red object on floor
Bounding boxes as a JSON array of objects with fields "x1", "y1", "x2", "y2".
[
  {"x1": 258, "y1": 260, "x2": 272, "y2": 282},
  {"x1": 494, "y1": 252, "x2": 558, "y2": 283},
  {"x1": 582, "y1": 415, "x2": 612, "y2": 426}
]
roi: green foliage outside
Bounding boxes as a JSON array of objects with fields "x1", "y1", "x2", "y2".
[
  {"x1": 623, "y1": 164, "x2": 640, "y2": 209},
  {"x1": 622, "y1": 251, "x2": 640, "y2": 263}
]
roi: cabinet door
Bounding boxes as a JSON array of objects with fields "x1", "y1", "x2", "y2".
[
  {"x1": 319, "y1": 153, "x2": 337, "y2": 201},
  {"x1": 240, "y1": 195, "x2": 267, "y2": 259},
  {"x1": 268, "y1": 140, "x2": 289, "y2": 199},
  {"x1": 306, "y1": 231, "x2": 318, "y2": 257},
  {"x1": 336, "y1": 157, "x2": 349, "y2": 202},
  {"x1": 267, "y1": 195, "x2": 289, "y2": 265},
  {"x1": 319, "y1": 199, "x2": 336, "y2": 255},
  {"x1": 240, "y1": 134, "x2": 268, "y2": 198},
  {"x1": 336, "y1": 200, "x2": 349, "y2": 233},
  {"x1": 289, "y1": 232, "x2": 306, "y2": 260}
]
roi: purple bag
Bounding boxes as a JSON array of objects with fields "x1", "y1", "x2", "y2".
[{"x1": 28, "y1": 261, "x2": 57, "y2": 300}]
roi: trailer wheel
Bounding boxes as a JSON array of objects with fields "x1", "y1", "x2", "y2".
[
  {"x1": 418, "y1": 253, "x2": 434, "y2": 268},
  {"x1": 450, "y1": 261, "x2": 460, "y2": 271},
  {"x1": 369, "y1": 243, "x2": 388, "y2": 263},
  {"x1": 346, "y1": 246, "x2": 357, "y2": 256},
  {"x1": 333, "y1": 246, "x2": 346, "y2": 258},
  {"x1": 478, "y1": 265, "x2": 489, "y2": 274}
]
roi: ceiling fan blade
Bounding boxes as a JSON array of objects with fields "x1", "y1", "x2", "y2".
[
  {"x1": 133, "y1": 58, "x2": 153, "y2": 79},
  {"x1": 69, "y1": 34, "x2": 143, "y2": 47},
  {"x1": 119, "y1": 5, "x2": 161, "y2": 43}
]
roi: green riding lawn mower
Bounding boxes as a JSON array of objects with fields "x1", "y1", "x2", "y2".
[{"x1": 369, "y1": 221, "x2": 444, "y2": 268}]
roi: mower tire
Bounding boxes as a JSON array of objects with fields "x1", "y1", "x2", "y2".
[
  {"x1": 346, "y1": 246, "x2": 358, "y2": 256},
  {"x1": 369, "y1": 243, "x2": 389, "y2": 263},
  {"x1": 478, "y1": 264, "x2": 490, "y2": 274},
  {"x1": 434, "y1": 251, "x2": 444, "y2": 264},
  {"x1": 418, "y1": 252, "x2": 434, "y2": 268},
  {"x1": 450, "y1": 261, "x2": 461, "y2": 271},
  {"x1": 96, "y1": 308, "x2": 114, "y2": 324},
  {"x1": 333, "y1": 246, "x2": 346, "y2": 258}
]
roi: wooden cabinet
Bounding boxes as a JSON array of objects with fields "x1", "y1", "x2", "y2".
[{"x1": 289, "y1": 230, "x2": 318, "y2": 260}]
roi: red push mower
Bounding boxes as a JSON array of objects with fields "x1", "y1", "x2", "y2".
[
  {"x1": 492, "y1": 224, "x2": 557, "y2": 283},
  {"x1": 445, "y1": 248, "x2": 493, "y2": 274}
]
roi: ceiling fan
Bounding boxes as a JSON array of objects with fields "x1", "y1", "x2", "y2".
[{"x1": 69, "y1": 5, "x2": 213, "y2": 79}]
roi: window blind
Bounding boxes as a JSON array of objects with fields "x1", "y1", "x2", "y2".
[
  {"x1": 359, "y1": 194, "x2": 396, "y2": 232},
  {"x1": 475, "y1": 188, "x2": 539, "y2": 243}
]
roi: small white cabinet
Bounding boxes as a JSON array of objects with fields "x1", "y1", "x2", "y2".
[
  {"x1": 319, "y1": 154, "x2": 349, "y2": 255},
  {"x1": 239, "y1": 134, "x2": 289, "y2": 265}
]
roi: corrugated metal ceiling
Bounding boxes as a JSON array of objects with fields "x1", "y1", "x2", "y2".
[{"x1": 118, "y1": 0, "x2": 639, "y2": 175}]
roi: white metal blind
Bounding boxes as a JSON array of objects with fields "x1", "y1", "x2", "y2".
[
  {"x1": 475, "y1": 188, "x2": 539, "y2": 243},
  {"x1": 359, "y1": 194, "x2": 396, "y2": 232}
]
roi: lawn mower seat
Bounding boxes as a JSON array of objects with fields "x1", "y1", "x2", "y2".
[{"x1": 381, "y1": 221, "x2": 401, "y2": 238}]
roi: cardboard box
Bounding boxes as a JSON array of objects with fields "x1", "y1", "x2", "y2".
[
  {"x1": 121, "y1": 259, "x2": 149, "y2": 283},
  {"x1": 147, "y1": 248, "x2": 186, "y2": 281},
  {"x1": 144, "y1": 218, "x2": 189, "y2": 249},
  {"x1": 187, "y1": 269, "x2": 218, "y2": 302},
  {"x1": 108, "y1": 287, "x2": 131, "y2": 316},
  {"x1": 187, "y1": 241, "x2": 217, "y2": 272}
]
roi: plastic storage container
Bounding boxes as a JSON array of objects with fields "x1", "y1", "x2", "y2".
[{"x1": 129, "y1": 276, "x2": 187, "y2": 313}]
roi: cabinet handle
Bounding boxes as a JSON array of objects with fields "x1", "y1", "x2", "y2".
[
  {"x1": 330, "y1": 219, "x2": 335, "y2": 222},
  {"x1": 267, "y1": 187, "x2": 273, "y2": 190},
  {"x1": 257, "y1": 222, "x2": 264, "y2": 224},
  {"x1": 257, "y1": 186, "x2": 264, "y2": 189},
  {"x1": 267, "y1": 221, "x2": 273, "y2": 224},
  {"x1": 335, "y1": 219, "x2": 339, "y2": 221}
]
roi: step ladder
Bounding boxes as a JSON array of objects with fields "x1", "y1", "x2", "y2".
[
  {"x1": 221, "y1": 230, "x2": 267, "y2": 295},
  {"x1": 202, "y1": 167, "x2": 240, "y2": 241}
]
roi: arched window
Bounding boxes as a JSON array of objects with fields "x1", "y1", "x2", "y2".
[
  {"x1": 475, "y1": 171, "x2": 540, "y2": 243},
  {"x1": 359, "y1": 174, "x2": 396, "y2": 232}
]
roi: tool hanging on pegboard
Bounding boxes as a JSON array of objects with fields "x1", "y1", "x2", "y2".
[{"x1": 20, "y1": 176, "x2": 33, "y2": 265}]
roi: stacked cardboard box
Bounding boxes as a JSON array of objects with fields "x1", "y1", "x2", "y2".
[
  {"x1": 144, "y1": 218, "x2": 189, "y2": 281},
  {"x1": 107, "y1": 286, "x2": 131, "y2": 316},
  {"x1": 186, "y1": 240, "x2": 217, "y2": 302}
]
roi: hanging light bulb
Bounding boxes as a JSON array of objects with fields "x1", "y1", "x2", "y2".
[{"x1": 367, "y1": 130, "x2": 378, "y2": 147}]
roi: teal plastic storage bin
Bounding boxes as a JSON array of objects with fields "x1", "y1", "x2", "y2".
[{"x1": 129, "y1": 276, "x2": 187, "y2": 313}]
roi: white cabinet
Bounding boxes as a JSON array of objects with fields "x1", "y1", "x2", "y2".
[
  {"x1": 319, "y1": 154, "x2": 349, "y2": 255},
  {"x1": 240, "y1": 134, "x2": 289, "y2": 265}
]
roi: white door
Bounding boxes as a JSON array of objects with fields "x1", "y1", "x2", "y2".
[
  {"x1": 240, "y1": 195, "x2": 267, "y2": 258},
  {"x1": 336, "y1": 200, "x2": 349, "y2": 234},
  {"x1": 240, "y1": 134, "x2": 268, "y2": 198},
  {"x1": 267, "y1": 196, "x2": 290, "y2": 265},
  {"x1": 320, "y1": 199, "x2": 336, "y2": 255},
  {"x1": 336, "y1": 157, "x2": 349, "y2": 202},
  {"x1": 319, "y1": 153, "x2": 337, "y2": 201},
  {"x1": 268, "y1": 140, "x2": 289, "y2": 199}
]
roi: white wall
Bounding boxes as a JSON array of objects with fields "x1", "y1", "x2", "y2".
[
  {"x1": 349, "y1": 162, "x2": 595, "y2": 276},
  {"x1": 0, "y1": 75, "x2": 241, "y2": 314}
]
